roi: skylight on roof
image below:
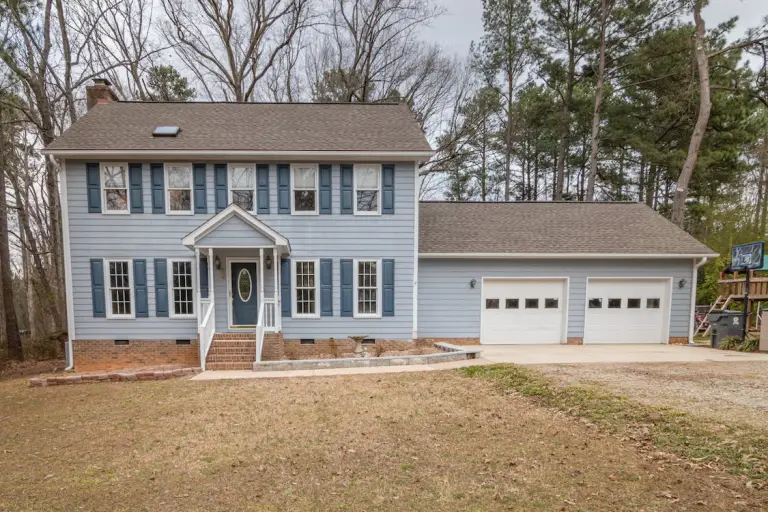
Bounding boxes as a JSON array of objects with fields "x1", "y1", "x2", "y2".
[{"x1": 152, "y1": 126, "x2": 180, "y2": 137}]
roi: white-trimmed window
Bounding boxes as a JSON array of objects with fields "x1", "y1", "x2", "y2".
[
  {"x1": 353, "y1": 259, "x2": 381, "y2": 318},
  {"x1": 165, "y1": 163, "x2": 193, "y2": 214},
  {"x1": 101, "y1": 163, "x2": 129, "y2": 214},
  {"x1": 229, "y1": 164, "x2": 255, "y2": 211},
  {"x1": 292, "y1": 259, "x2": 319, "y2": 318},
  {"x1": 169, "y1": 259, "x2": 195, "y2": 318},
  {"x1": 354, "y1": 164, "x2": 381, "y2": 215},
  {"x1": 291, "y1": 163, "x2": 318, "y2": 214},
  {"x1": 105, "y1": 259, "x2": 133, "y2": 318}
]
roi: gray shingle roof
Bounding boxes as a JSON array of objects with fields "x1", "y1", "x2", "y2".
[
  {"x1": 419, "y1": 201, "x2": 716, "y2": 256},
  {"x1": 46, "y1": 102, "x2": 432, "y2": 152}
]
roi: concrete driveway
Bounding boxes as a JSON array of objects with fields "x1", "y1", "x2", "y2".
[{"x1": 479, "y1": 344, "x2": 768, "y2": 365}]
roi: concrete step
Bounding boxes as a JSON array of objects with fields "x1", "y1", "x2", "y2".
[{"x1": 206, "y1": 361, "x2": 253, "y2": 371}]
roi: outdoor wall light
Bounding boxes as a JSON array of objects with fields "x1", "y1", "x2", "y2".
[
  {"x1": 215, "y1": 255, "x2": 221, "y2": 270},
  {"x1": 678, "y1": 279, "x2": 686, "y2": 289},
  {"x1": 265, "y1": 252, "x2": 273, "y2": 270},
  {"x1": 470, "y1": 278, "x2": 477, "y2": 288}
]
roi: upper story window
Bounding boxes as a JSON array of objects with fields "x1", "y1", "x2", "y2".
[
  {"x1": 291, "y1": 163, "x2": 318, "y2": 214},
  {"x1": 229, "y1": 164, "x2": 255, "y2": 211},
  {"x1": 101, "y1": 163, "x2": 129, "y2": 214},
  {"x1": 354, "y1": 164, "x2": 381, "y2": 215},
  {"x1": 105, "y1": 259, "x2": 133, "y2": 319},
  {"x1": 166, "y1": 163, "x2": 193, "y2": 214}
]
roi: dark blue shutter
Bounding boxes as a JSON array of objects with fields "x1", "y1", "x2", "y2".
[
  {"x1": 199, "y1": 257, "x2": 209, "y2": 299},
  {"x1": 214, "y1": 163, "x2": 228, "y2": 212},
  {"x1": 382, "y1": 164, "x2": 395, "y2": 214},
  {"x1": 150, "y1": 163, "x2": 165, "y2": 213},
  {"x1": 320, "y1": 258, "x2": 333, "y2": 316},
  {"x1": 340, "y1": 164, "x2": 353, "y2": 214},
  {"x1": 133, "y1": 259, "x2": 148, "y2": 317},
  {"x1": 277, "y1": 164, "x2": 290, "y2": 214},
  {"x1": 129, "y1": 164, "x2": 143, "y2": 213},
  {"x1": 340, "y1": 259, "x2": 353, "y2": 317},
  {"x1": 154, "y1": 258, "x2": 168, "y2": 317},
  {"x1": 319, "y1": 164, "x2": 332, "y2": 214},
  {"x1": 382, "y1": 259, "x2": 395, "y2": 316},
  {"x1": 281, "y1": 258, "x2": 291, "y2": 317},
  {"x1": 257, "y1": 164, "x2": 270, "y2": 214},
  {"x1": 86, "y1": 163, "x2": 101, "y2": 213},
  {"x1": 90, "y1": 258, "x2": 105, "y2": 317},
  {"x1": 194, "y1": 164, "x2": 207, "y2": 213}
]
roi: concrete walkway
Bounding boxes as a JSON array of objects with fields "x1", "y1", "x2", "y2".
[{"x1": 191, "y1": 344, "x2": 768, "y2": 381}]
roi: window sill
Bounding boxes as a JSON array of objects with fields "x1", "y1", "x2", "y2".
[
  {"x1": 353, "y1": 211, "x2": 381, "y2": 216},
  {"x1": 292, "y1": 314, "x2": 320, "y2": 319},
  {"x1": 353, "y1": 314, "x2": 382, "y2": 319},
  {"x1": 105, "y1": 315, "x2": 136, "y2": 320},
  {"x1": 166, "y1": 211, "x2": 195, "y2": 216},
  {"x1": 290, "y1": 210, "x2": 319, "y2": 216},
  {"x1": 102, "y1": 210, "x2": 131, "y2": 215}
]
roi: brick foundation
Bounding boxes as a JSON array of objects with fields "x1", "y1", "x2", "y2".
[
  {"x1": 74, "y1": 339, "x2": 200, "y2": 372},
  {"x1": 284, "y1": 338, "x2": 424, "y2": 359},
  {"x1": 668, "y1": 337, "x2": 688, "y2": 345},
  {"x1": 567, "y1": 337, "x2": 584, "y2": 345},
  {"x1": 263, "y1": 333, "x2": 285, "y2": 361}
]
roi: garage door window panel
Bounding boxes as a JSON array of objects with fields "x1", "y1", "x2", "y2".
[
  {"x1": 545, "y1": 298, "x2": 559, "y2": 309},
  {"x1": 525, "y1": 298, "x2": 539, "y2": 309},
  {"x1": 486, "y1": 298, "x2": 499, "y2": 309},
  {"x1": 505, "y1": 299, "x2": 519, "y2": 309},
  {"x1": 588, "y1": 298, "x2": 602, "y2": 309},
  {"x1": 647, "y1": 298, "x2": 661, "y2": 309},
  {"x1": 627, "y1": 298, "x2": 641, "y2": 309},
  {"x1": 608, "y1": 298, "x2": 622, "y2": 309}
]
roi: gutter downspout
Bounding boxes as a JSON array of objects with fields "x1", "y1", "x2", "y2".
[{"x1": 688, "y1": 256, "x2": 709, "y2": 344}]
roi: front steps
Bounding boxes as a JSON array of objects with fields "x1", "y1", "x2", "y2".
[
  {"x1": 204, "y1": 332, "x2": 285, "y2": 370},
  {"x1": 206, "y1": 334, "x2": 256, "y2": 370}
]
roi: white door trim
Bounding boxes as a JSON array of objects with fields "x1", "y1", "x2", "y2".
[
  {"x1": 226, "y1": 257, "x2": 260, "y2": 330},
  {"x1": 480, "y1": 276, "x2": 570, "y2": 344},
  {"x1": 583, "y1": 277, "x2": 673, "y2": 344}
]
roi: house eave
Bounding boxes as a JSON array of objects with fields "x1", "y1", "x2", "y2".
[
  {"x1": 418, "y1": 252, "x2": 719, "y2": 260},
  {"x1": 42, "y1": 148, "x2": 434, "y2": 162}
]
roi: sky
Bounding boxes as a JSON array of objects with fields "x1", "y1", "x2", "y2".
[{"x1": 422, "y1": 0, "x2": 768, "y2": 59}]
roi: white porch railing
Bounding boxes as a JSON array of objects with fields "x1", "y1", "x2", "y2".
[
  {"x1": 255, "y1": 297, "x2": 278, "y2": 363},
  {"x1": 199, "y1": 299, "x2": 215, "y2": 370}
]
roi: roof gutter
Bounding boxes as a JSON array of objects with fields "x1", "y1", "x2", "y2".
[
  {"x1": 419, "y1": 252, "x2": 720, "y2": 260},
  {"x1": 41, "y1": 149, "x2": 435, "y2": 161}
]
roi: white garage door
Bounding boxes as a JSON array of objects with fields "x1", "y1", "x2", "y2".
[
  {"x1": 481, "y1": 278, "x2": 567, "y2": 344},
  {"x1": 584, "y1": 279, "x2": 670, "y2": 344}
]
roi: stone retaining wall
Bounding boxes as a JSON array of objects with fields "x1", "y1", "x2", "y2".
[
  {"x1": 29, "y1": 367, "x2": 202, "y2": 387},
  {"x1": 253, "y1": 342, "x2": 481, "y2": 371}
]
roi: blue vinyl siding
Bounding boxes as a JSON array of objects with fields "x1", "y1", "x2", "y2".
[
  {"x1": 66, "y1": 161, "x2": 416, "y2": 341},
  {"x1": 417, "y1": 258, "x2": 694, "y2": 340}
]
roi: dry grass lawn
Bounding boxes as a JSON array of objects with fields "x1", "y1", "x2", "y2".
[{"x1": 1, "y1": 368, "x2": 765, "y2": 511}]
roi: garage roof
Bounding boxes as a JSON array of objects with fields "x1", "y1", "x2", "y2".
[{"x1": 419, "y1": 201, "x2": 717, "y2": 257}]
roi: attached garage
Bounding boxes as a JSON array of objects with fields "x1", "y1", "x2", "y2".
[
  {"x1": 584, "y1": 278, "x2": 671, "y2": 344},
  {"x1": 481, "y1": 278, "x2": 567, "y2": 344}
]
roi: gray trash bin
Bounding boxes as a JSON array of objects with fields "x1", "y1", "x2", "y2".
[{"x1": 709, "y1": 310, "x2": 744, "y2": 348}]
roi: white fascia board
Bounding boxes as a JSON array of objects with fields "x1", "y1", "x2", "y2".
[
  {"x1": 419, "y1": 252, "x2": 719, "y2": 260},
  {"x1": 42, "y1": 149, "x2": 435, "y2": 161}
]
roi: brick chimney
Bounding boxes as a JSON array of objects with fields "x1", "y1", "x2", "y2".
[{"x1": 86, "y1": 78, "x2": 118, "y2": 110}]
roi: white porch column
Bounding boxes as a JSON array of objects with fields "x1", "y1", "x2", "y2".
[
  {"x1": 273, "y1": 248, "x2": 279, "y2": 331},
  {"x1": 259, "y1": 248, "x2": 265, "y2": 323},
  {"x1": 194, "y1": 247, "x2": 200, "y2": 331},
  {"x1": 208, "y1": 248, "x2": 215, "y2": 306}
]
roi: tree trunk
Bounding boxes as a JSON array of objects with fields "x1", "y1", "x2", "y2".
[
  {"x1": 586, "y1": 0, "x2": 608, "y2": 201},
  {"x1": 0, "y1": 113, "x2": 23, "y2": 361},
  {"x1": 646, "y1": 163, "x2": 657, "y2": 207},
  {"x1": 671, "y1": 3, "x2": 711, "y2": 226},
  {"x1": 638, "y1": 159, "x2": 646, "y2": 203},
  {"x1": 504, "y1": 88, "x2": 513, "y2": 201}
]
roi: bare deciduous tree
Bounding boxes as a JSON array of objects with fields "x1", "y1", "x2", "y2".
[{"x1": 161, "y1": 0, "x2": 311, "y2": 102}]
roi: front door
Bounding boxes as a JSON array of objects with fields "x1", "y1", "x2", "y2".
[{"x1": 231, "y1": 262, "x2": 258, "y2": 327}]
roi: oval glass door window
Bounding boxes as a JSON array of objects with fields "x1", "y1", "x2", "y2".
[{"x1": 237, "y1": 269, "x2": 252, "y2": 302}]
